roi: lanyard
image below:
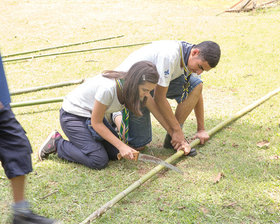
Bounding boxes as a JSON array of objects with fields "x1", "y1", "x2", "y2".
[{"x1": 116, "y1": 79, "x2": 129, "y2": 144}]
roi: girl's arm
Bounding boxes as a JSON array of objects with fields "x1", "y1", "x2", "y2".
[{"x1": 91, "y1": 100, "x2": 136, "y2": 160}]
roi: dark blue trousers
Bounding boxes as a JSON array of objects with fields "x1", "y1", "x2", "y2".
[{"x1": 57, "y1": 109, "x2": 119, "y2": 170}]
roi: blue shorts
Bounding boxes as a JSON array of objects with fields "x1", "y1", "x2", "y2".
[
  {"x1": 127, "y1": 74, "x2": 202, "y2": 148},
  {"x1": 0, "y1": 105, "x2": 33, "y2": 179},
  {"x1": 166, "y1": 74, "x2": 203, "y2": 103}
]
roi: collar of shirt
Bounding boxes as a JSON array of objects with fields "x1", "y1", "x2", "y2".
[{"x1": 180, "y1": 41, "x2": 194, "y2": 74}]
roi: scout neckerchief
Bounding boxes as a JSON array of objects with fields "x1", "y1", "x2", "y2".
[
  {"x1": 180, "y1": 41, "x2": 194, "y2": 103},
  {"x1": 116, "y1": 78, "x2": 129, "y2": 144}
]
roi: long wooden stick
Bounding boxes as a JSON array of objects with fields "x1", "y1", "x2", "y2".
[
  {"x1": 218, "y1": 0, "x2": 279, "y2": 15},
  {"x1": 79, "y1": 86, "x2": 280, "y2": 224},
  {"x1": 240, "y1": 0, "x2": 253, "y2": 10},
  {"x1": 3, "y1": 42, "x2": 151, "y2": 63},
  {"x1": 10, "y1": 79, "x2": 84, "y2": 96},
  {"x1": 216, "y1": 0, "x2": 252, "y2": 15},
  {"x1": 2, "y1": 35, "x2": 124, "y2": 58},
  {"x1": 10, "y1": 97, "x2": 63, "y2": 108},
  {"x1": 229, "y1": 0, "x2": 246, "y2": 9},
  {"x1": 259, "y1": 0, "x2": 280, "y2": 7}
]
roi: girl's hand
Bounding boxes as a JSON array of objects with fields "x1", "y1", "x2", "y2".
[{"x1": 119, "y1": 145, "x2": 137, "y2": 160}]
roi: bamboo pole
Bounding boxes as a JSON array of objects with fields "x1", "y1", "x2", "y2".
[
  {"x1": 10, "y1": 97, "x2": 63, "y2": 108},
  {"x1": 10, "y1": 79, "x2": 84, "y2": 96},
  {"x1": 2, "y1": 35, "x2": 124, "y2": 58},
  {"x1": 3, "y1": 42, "x2": 151, "y2": 63},
  {"x1": 79, "y1": 86, "x2": 280, "y2": 224}
]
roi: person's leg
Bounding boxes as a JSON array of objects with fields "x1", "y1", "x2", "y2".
[
  {"x1": 56, "y1": 109, "x2": 110, "y2": 169},
  {"x1": 87, "y1": 117, "x2": 119, "y2": 160},
  {"x1": 10, "y1": 175, "x2": 25, "y2": 203},
  {"x1": 164, "y1": 75, "x2": 203, "y2": 148},
  {"x1": 113, "y1": 107, "x2": 152, "y2": 150},
  {"x1": 102, "y1": 140, "x2": 119, "y2": 160},
  {"x1": 0, "y1": 105, "x2": 59, "y2": 223},
  {"x1": 175, "y1": 82, "x2": 202, "y2": 124},
  {"x1": 10, "y1": 176, "x2": 33, "y2": 219},
  {"x1": 167, "y1": 74, "x2": 203, "y2": 124},
  {"x1": 11, "y1": 176, "x2": 58, "y2": 224}
]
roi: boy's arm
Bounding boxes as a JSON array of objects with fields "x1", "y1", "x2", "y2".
[
  {"x1": 194, "y1": 93, "x2": 209, "y2": 144},
  {"x1": 153, "y1": 85, "x2": 189, "y2": 151}
]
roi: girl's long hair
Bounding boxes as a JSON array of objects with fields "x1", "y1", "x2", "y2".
[{"x1": 102, "y1": 61, "x2": 159, "y2": 116}]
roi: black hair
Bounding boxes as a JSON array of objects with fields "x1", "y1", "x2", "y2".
[{"x1": 194, "y1": 41, "x2": 221, "y2": 68}]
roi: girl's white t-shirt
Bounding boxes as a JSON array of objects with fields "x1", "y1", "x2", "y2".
[{"x1": 62, "y1": 74, "x2": 123, "y2": 118}]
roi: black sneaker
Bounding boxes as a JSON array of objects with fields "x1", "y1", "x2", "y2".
[
  {"x1": 38, "y1": 130, "x2": 61, "y2": 161},
  {"x1": 13, "y1": 210, "x2": 60, "y2": 224},
  {"x1": 163, "y1": 133, "x2": 173, "y2": 149}
]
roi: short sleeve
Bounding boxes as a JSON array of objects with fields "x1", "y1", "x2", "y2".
[
  {"x1": 95, "y1": 87, "x2": 113, "y2": 106},
  {"x1": 155, "y1": 52, "x2": 176, "y2": 87}
]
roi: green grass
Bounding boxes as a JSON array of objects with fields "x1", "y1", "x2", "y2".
[{"x1": 1, "y1": 0, "x2": 280, "y2": 223}]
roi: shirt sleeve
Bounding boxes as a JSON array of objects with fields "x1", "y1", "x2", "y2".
[
  {"x1": 95, "y1": 86, "x2": 114, "y2": 106},
  {"x1": 155, "y1": 52, "x2": 176, "y2": 87},
  {"x1": 191, "y1": 73, "x2": 202, "y2": 80}
]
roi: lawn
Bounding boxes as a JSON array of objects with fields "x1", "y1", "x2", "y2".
[{"x1": 0, "y1": 0, "x2": 280, "y2": 223}]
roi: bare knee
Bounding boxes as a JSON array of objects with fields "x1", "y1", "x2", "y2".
[{"x1": 193, "y1": 83, "x2": 203, "y2": 95}]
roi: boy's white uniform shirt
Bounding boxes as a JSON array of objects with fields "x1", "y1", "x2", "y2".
[{"x1": 115, "y1": 40, "x2": 185, "y2": 87}]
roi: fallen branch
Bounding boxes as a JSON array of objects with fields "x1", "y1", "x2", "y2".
[
  {"x1": 79, "y1": 86, "x2": 280, "y2": 223},
  {"x1": 92, "y1": 189, "x2": 106, "y2": 194},
  {"x1": 2, "y1": 35, "x2": 124, "y2": 58},
  {"x1": 219, "y1": 0, "x2": 255, "y2": 14},
  {"x1": 217, "y1": 0, "x2": 280, "y2": 15},
  {"x1": 40, "y1": 190, "x2": 59, "y2": 200},
  {"x1": 259, "y1": 0, "x2": 280, "y2": 7},
  {"x1": 229, "y1": 0, "x2": 247, "y2": 9},
  {"x1": 3, "y1": 42, "x2": 151, "y2": 63},
  {"x1": 240, "y1": 0, "x2": 254, "y2": 9}
]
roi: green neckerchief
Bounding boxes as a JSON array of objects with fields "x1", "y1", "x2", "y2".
[{"x1": 116, "y1": 78, "x2": 129, "y2": 144}]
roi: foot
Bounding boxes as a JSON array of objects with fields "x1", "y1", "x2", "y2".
[
  {"x1": 38, "y1": 130, "x2": 61, "y2": 161},
  {"x1": 188, "y1": 148, "x2": 197, "y2": 157},
  {"x1": 163, "y1": 133, "x2": 173, "y2": 149},
  {"x1": 13, "y1": 210, "x2": 60, "y2": 224}
]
